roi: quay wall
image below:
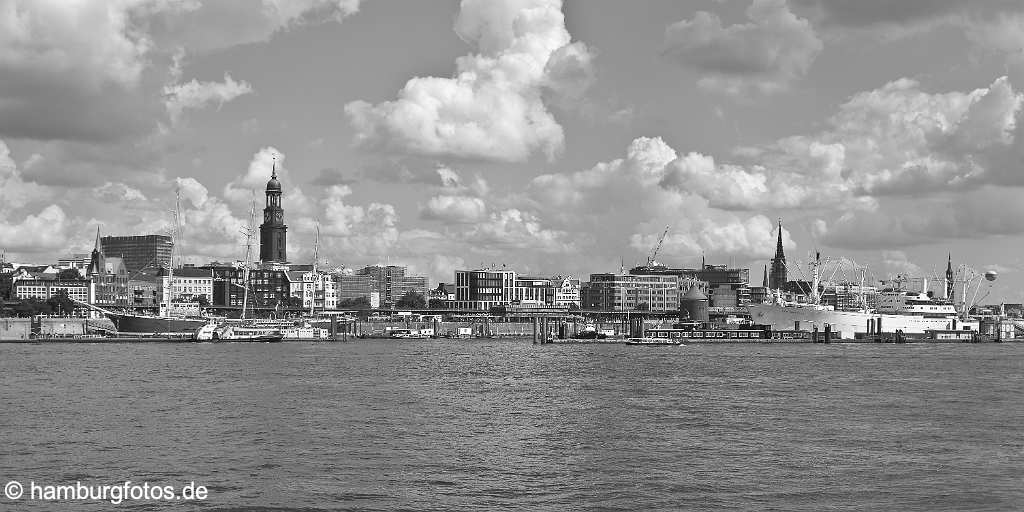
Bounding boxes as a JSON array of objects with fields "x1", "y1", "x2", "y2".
[{"x1": 0, "y1": 317, "x2": 117, "y2": 339}]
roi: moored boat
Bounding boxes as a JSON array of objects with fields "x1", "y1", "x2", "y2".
[{"x1": 626, "y1": 337, "x2": 683, "y2": 345}]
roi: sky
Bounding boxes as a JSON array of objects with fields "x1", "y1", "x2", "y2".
[{"x1": 2, "y1": 0, "x2": 1024, "y2": 301}]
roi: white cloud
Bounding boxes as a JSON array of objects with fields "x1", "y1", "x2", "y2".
[
  {"x1": 0, "y1": 140, "x2": 52, "y2": 211},
  {"x1": 527, "y1": 136, "x2": 787, "y2": 265},
  {"x1": 466, "y1": 208, "x2": 574, "y2": 253},
  {"x1": 0, "y1": 0, "x2": 149, "y2": 90},
  {"x1": 93, "y1": 182, "x2": 148, "y2": 202},
  {"x1": 345, "y1": 0, "x2": 594, "y2": 162},
  {"x1": 0, "y1": 205, "x2": 70, "y2": 253},
  {"x1": 224, "y1": 146, "x2": 285, "y2": 205},
  {"x1": 163, "y1": 73, "x2": 253, "y2": 124},
  {"x1": 421, "y1": 195, "x2": 487, "y2": 224},
  {"x1": 664, "y1": 0, "x2": 823, "y2": 95},
  {"x1": 314, "y1": 185, "x2": 400, "y2": 259}
]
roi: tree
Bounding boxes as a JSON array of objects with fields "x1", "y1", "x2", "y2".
[
  {"x1": 14, "y1": 299, "x2": 51, "y2": 317},
  {"x1": 395, "y1": 291, "x2": 426, "y2": 309},
  {"x1": 47, "y1": 290, "x2": 76, "y2": 315},
  {"x1": 427, "y1": 298, "x2": 447, "y2": 309},
  {"x1": 339, "y1": 296, "x2": 372, "y2": 310},
  {"x1": 283, "y1": 296, "x2": 304, "y2": 308}
]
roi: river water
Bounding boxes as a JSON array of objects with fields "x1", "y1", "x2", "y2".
[{"x1": 1, "y1": 340, "x2": 1022, "y2": 511}]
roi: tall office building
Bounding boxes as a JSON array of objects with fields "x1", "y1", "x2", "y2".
[{"x1": 100, "y1": 234, "x2": 173, "y2": 274}]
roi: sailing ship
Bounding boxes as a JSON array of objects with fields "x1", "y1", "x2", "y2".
[{"x1": 107, "y1": 192, "x2": 209, "y2": 334}]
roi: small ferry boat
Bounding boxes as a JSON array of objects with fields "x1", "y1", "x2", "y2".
[
  {"x1": 194, "y1": 322, "x2": 283, "y2": 342},
  {"x1": 626, "y1": 337, "x2": 683, "y2": 346}
]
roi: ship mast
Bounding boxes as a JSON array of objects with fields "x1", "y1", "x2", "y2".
[
  {"x1": 310, "y1": 223, "x2": 319, "y2": 316},
  {"x1": 240, "y1": 198, "x2": 257, "y2": 320}
]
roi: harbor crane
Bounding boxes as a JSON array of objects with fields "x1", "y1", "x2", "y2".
[{"x1": 647, "y1": 226, "x2": 670, "y2": 266}]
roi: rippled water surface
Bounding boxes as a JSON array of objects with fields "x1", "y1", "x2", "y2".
[{"x1": 2, "y1": 340, "x2": 1022, "y2": 511}]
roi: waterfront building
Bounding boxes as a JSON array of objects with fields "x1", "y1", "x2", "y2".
[
  {"x1": 769, "y1": 219, "x2": 787, "y2": 290},
  {"x1": 696, "y1": 265, "x2": 750, "y2": 308},
  {"x1": 336, "y1": 271, "x2": 377, "y2": 304},
  {"x1": 750, "y1": 265, "x2": 770, "y2": 304},
  {"x1": 259, "y1": 161, "x2": 288, "y2": 263},
  {"x1": 356, "y1": 265, "x2": 428, "y2": 307},
  {"x1": 453, "y1": 268, "x2": 517, "y2": 311},
  {"x1": 159, "y1": 267, "x2": 214, "y2": 305},
  {"x1": 204, "y1": 264, "x2": 290, "y2": 309},
  {"x1": 100, "y1": 235, "x2": 173, "y2": 275},
  {"x1": 513, "y1": 276, "x2": 556, "y2": 305},
  {"x1": 128, "y1": 279, "x2": 160, "y2": 307},
  {"x1": 289, "y1": 270, "x2": 338, "y2": 310},
  {"x1": 553, "y1": 276, "x2": 581, "y2": 308},
  {"x1": 629, "y1": 264, "x2": 712, "y2": 307},
  {"x1": 88, "y1": 228, "x2": 132, "y2": 306},
  {"x1": 13, "y1": 278, "x2": 91, "y2": 303},
  {"x1": 57, "y1": 253, "x2": 91, "y2": 276},
  {"x1": 429, "y1": 283, "x2": 456, "y2": 302},
  {"x1": 582, "y1": 273, "x2": 679, "y2": 312}
]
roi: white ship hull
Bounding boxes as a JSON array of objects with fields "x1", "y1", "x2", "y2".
[{"x1": 747, "y1": 304, "x2": 977, "y2": 338}]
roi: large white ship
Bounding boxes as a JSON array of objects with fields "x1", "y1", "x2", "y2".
[
  {"x1": 748, "y1": 249, "x2": 980, "y2": 338},
  {"x1": 747, "y1": 297, "x2": 977, "y2": 338}
]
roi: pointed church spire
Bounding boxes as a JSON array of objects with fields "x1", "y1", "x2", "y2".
[
  {"x1": 774, "y1": 218, "x2": 785, "y2": 259},
  {"x1": 769, "y1": 218, "x2": 787, "y2": 290},
  {"x1": 89, "y1": 225, "x2": 105, "y2": 276},
  {"x1": 763, "y1": 264, "x2": 768, "y2": 287}
]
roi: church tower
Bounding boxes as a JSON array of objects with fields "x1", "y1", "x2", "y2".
[
  {"x1": 768, "y1": 219, "x2": 787, "y2": 290},
  {"x1": 88, "y1": 226, "x2": 106, "y2": 276},
  {"x1": 259, "y1": 160, "x2": 287, "y2": 263}
]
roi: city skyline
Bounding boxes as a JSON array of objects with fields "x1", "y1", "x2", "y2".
[{"x1": 2, "y1": 1, "x2": 1024, "y2": 300}]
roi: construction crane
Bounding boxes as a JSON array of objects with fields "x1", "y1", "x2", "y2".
[{"x1": 647, "y1": 226, "x2": 670, "y2": 266}]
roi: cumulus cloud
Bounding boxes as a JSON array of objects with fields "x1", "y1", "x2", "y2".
[
  {"x1": 164, "y1": 74, "x2": 254, "y2": 124},
  {"x1": 0, "y1": 141, "x2": 52, "y2": 211},
  {"x1": 421, "y1": 195, "x2": 487, "y2": 224},
  {"x1": 0, "y1": 205, "x2": 71, "y2": 253},
  {"x1": 465, "y1": 209, "x2": 574, "y2": 253},
  {"x1": 223, "y1": 146, "x2": 285, "y2": 204},
  {"x1": 663, "y1": 0, "x2": 823, "y2": 95},
  {"x1": 345, "y1": 0, "x2": 594, "y2": 162},
  {"x1": 93, "y1": 182, "x2": 148, "y2": 203},
  {"x1": 527, "y1": 136, "x2": 788, "y2": 266}
]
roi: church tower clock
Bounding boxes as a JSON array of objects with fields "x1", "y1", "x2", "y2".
[{"x1": 259, "y1": 160, "x2": 287, "y2": 263}]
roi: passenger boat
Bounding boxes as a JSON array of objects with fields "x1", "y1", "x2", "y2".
[
  {"x1": 626, "y1": 337, "x2": 683, "y2": 346},
  {"x1": 194, "y1": 321, "x2": 282, "y2": 342}
]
